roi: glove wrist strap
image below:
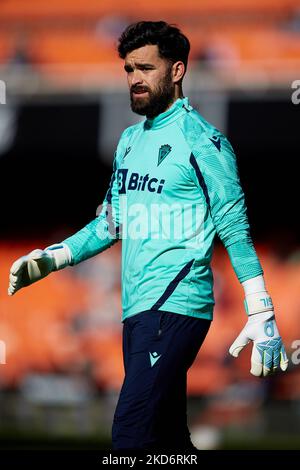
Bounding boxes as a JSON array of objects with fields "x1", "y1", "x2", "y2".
[
  {"x1": 244, "y1": 291, "x2": 273, "y2": 316},
  {"x1": 45, "y1": 244, "x2": 72, "y2": 271}
]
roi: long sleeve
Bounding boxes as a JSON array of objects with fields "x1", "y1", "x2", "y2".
[
  {"x1": 186, "y1": 119, "x2": 263, "y2": 282},
  {"x1": 61, "y1": 119, "x2": 135, "y2": 266},
  {"x1": 63, "y1": 154, "x2": 120, "y2": 265}
]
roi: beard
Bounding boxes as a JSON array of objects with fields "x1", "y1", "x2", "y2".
[{"x1": 130, "y1": 71, "x2": 175, "y2": 119}]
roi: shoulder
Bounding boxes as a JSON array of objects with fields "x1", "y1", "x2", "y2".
[
  {"x1": 115, "y1": 121, "x2": 143, "y2": 164},
  {"x1": 178, "y1": 107, "x2": 234, "y2": 157},
  {"x1": 120, "y1": 121, "x2": 143, "y2": 142},
  {"x1": 178, "y1": 108, "x2": 219, "y2": 148}
]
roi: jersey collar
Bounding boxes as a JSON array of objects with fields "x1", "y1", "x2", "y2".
[{"x1": 144, "y1": 97, "x2": 192, "y2": 130}]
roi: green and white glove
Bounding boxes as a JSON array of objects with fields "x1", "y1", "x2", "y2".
[
  {"x1": 229, "y1": 291, "x2": 288, "y2": 377},
  {"x1": 8, "y1": 244, "x2": 72, "y2": 296}
]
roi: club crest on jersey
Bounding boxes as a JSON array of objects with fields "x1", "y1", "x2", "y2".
[{"x1": 157, "y1": 144, "x2": 172, "y2": 166}]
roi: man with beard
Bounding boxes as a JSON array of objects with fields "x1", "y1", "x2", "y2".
[{"x1": 8, "y1": 21, "x2": 288, "y2": 451}]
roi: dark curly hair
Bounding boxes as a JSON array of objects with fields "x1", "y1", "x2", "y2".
[{"x1": 118, "y1": 21, "x2": 190, "y2": 70}]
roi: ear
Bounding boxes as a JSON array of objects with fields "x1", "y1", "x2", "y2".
[{"x1": 171, "y1": 61, "x2": 185, "y2": 84}]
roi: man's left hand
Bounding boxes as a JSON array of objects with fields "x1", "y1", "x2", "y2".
[{"x1": 229, "y1": 306, "x2": 288, "y2": 377}]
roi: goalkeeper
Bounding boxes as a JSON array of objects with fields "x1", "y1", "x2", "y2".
[{"x1": 8, "y1": 21, "x2": 288, "y2": 451}]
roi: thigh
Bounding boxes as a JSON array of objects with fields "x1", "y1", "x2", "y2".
[
  {"x1": 124, "y1": 310, "x2": 210, "y2": 370},
  {"x1": 120, "y1": 311, "x2": 210, "y2": 404},
  {"x1": 113, "y1": 311, "x2": 210, "y2": 449}
]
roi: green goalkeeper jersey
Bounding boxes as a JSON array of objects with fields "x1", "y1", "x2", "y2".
[{"x1": 64, "y1": 97, "x2": 263, "y2": 321}]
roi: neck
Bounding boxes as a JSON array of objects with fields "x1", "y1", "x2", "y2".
[
  {"x1": 166, "y1": 87, "x2": 184, "y2": 111},
  {"x1": 147, "y1": 86, "x2": 184, "y2": 119}
]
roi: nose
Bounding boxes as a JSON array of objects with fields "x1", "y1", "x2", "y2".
[{"x1": 130, "y1": 69, "x2": 143, "y2": 86}]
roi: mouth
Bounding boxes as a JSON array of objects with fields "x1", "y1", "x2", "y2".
[{"x1": 132, "y1": 89, "x2": 149, "y2": 98}]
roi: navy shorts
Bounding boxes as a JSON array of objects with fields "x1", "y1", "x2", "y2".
[{"x1": 112, "y1": 310, "x2": 210, "y2": 451}]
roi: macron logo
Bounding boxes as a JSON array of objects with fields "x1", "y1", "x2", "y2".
[
  {"x1": 149, "y1": 351, "x2": 162, "y2": 367},
  {"x1": 209, "y1": 135, "x2": 221, "y2": 151}
]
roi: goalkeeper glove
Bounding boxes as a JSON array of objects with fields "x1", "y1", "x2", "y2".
[
  {"x1": 8, "y1": 244, "x2": 72, "y2": 296},
  {"x1": 229, "y1": 291, "x2": 288, "y2": 377}
]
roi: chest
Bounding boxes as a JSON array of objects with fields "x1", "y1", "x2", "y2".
[{"x1": 117, "y1": 129, "x2": 193, "y2": 199}]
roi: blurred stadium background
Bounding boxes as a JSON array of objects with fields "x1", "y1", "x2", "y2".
[{"x1": 0, "y1": 0, "x2": 299, "y2": 451}]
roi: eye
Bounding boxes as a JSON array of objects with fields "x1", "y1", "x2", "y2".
[{"x1": 141, "y1": 66, "x2": 154, "y2": 71}]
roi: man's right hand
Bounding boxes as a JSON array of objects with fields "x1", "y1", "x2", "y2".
[{"x1": 8, "y1": 244, "x2": 72, "y2": 296}]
